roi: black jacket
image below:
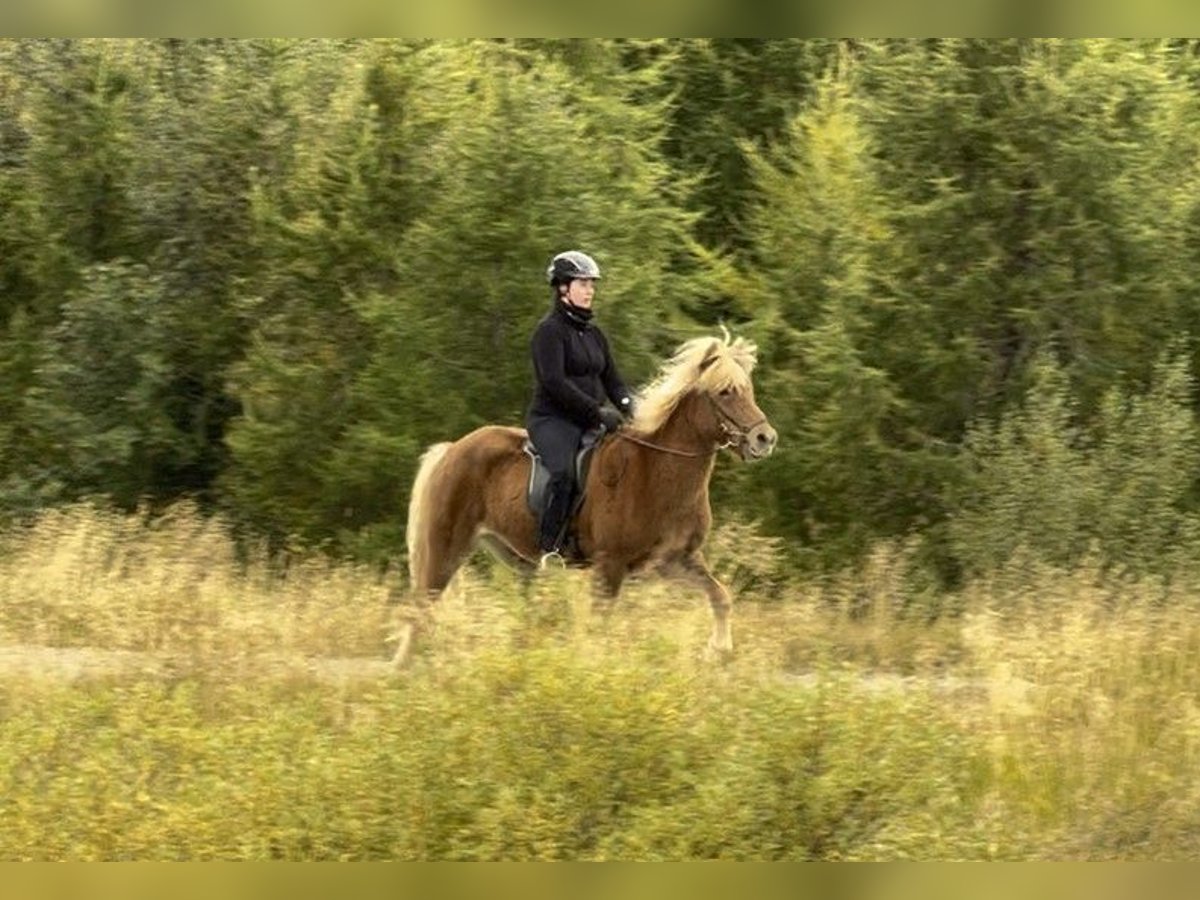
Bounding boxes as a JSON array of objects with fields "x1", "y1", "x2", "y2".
[{"x1": 528, "y1": 301, "x2": 633, "y2": 428}]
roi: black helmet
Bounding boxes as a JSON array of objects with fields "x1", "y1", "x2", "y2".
[{"x1": 547, "y1": 250, "x2": 602, "y2": 285}]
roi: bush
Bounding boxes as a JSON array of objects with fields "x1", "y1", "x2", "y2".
[{"x1": 950, "y1": 351, "x2": 1200, "y2": 582}]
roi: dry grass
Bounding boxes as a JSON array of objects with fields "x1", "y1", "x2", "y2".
[
  {"x1": 2, "y1": 504, "x2": 1200, "y2": 859},
  {"x1": 0, "y1": 502, "x2": 396, "y2": 677}
]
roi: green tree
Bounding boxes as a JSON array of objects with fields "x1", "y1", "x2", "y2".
[
  {"x1": 20, "y1": 40, "x2": 141, "y2": 310},
  {"x1": 0, "y1": 309, "x2": 48, "y2": 517},
  {"x1": 0, "y1": 41, "x2": 145, "y2": 511},
  {"x1": 25, "y1": 263, "x2": 180, "y2": 509},
  {"x1": 731, "y1": 39, "x2": 1200, "y2": 570},
  {"x1": 735, "y1": 66, "x2": 947, "y2": 565},
  {"x1": 223, "y1": 41, "x2": 697, "y2": 557},
  {"x1": 0, "y1": 42, "x2": 41, "y2": 327},
  {"x1": 857, "y1": 39, "x2": 1200, "y2": 424},
  {"x1": 120, "y1": 39, "x2": 342, "y2": 501},
  {"x1": 220, "y1": 41, "x2": 420, "y2": 548},
  {"x1": 657, "y1": 39, "x2": 837, "y2": 254}
]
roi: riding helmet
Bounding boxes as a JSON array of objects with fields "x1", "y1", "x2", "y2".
[{"x1": 546, "y1": 250, "x2": 602, "y2": 285}]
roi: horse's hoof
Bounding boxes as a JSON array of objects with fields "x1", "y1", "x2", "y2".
[
  {"x1": 705, "y1": 641, "x2": 734, "y2": 663},
  {"x1": 389, "y1": 623, "x2": 415, "y2": 670}
]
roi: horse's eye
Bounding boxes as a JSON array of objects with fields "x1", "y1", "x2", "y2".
[{"x1": 719, "y1": 387, "x2": 733, "y2": 397}]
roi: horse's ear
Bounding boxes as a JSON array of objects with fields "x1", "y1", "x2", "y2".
[{"x1": 698, "y1": 340, "x2": 721, "y2": 373}]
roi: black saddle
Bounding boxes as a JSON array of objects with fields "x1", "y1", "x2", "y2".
[{"x1": 524, "y1": 426, "x2": 604, "y2": 517}]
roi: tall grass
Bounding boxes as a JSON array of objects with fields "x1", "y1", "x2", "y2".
[{"x1": 1, "y1": 504, "x2": 1199, "y2": 859}]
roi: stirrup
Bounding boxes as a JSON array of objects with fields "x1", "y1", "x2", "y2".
[{"x1": 538, "y1": 551, "x2": 566, "y2": 570}]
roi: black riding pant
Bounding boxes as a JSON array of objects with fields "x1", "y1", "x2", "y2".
[{"x1": 528, "y1": 415, "x2": 584, "y2": 552}]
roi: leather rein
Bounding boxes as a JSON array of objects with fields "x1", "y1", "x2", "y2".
[
  {"x1": 614, "y1": 398, "x2": 766, "y2": 459},
  {"x1": 616, "y1": 430, "x2": 718, "y2": 458}
]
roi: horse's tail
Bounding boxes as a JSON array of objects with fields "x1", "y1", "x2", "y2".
[{"x1": 406, "y1": 441, "x2": 452, "y2": 592}]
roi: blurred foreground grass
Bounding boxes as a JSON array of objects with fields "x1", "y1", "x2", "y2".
[{"x1": 1, "y1": 504, "x2": 1199, "y2": 860}]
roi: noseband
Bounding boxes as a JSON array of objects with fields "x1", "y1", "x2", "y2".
[{"x1": 710, "y1": 395, "x2": 767, "y2": 450}]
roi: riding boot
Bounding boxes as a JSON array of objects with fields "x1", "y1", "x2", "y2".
[{"x1": 539, "y1": 476, "x2": 575, "y2": 554}]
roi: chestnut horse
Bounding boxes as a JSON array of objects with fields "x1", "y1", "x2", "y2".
[{"x1": 395, "y1": 333, "x2": 778, "y2": 664}]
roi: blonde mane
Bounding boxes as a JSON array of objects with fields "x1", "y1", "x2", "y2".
[{"x1": 631, "y1": 334, "x2": 758, "y2": 435}]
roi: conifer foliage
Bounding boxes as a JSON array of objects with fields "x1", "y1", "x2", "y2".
[{"x1": 3, "y1": 39, "x2": 1200, "y2": 580}]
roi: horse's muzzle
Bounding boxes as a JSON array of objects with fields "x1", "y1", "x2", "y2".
[{"x1": 742, "y1": 422, "x2": 778, "y2": 460}]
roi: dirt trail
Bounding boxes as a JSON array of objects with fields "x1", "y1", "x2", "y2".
[
  {"x1": 0, "y1": 643, "x2": 395, "y2": 683},
  {"x1": 0, "y1": 642, "x2": 1035, "y2": 714}
]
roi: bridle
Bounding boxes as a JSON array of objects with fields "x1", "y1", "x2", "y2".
[
  {"x1": 710, "y1": 394, "x2": 767, "y2": 450},
  {"x1": 615, "y1": 394, "x2": 766, "y2": 459}
]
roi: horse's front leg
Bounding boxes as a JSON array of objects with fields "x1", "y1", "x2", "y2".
[{"x1": 676, "y1": 551, "x2": 733, "y2": 655}]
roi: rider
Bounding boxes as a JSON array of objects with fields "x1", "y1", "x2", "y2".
[{"x1": 528, "y1": 250, "x2": 635, "y2": 561}]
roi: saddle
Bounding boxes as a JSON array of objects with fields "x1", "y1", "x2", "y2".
[{"x1": 523, "y1": 426, "x2": 604, "y2": 520}]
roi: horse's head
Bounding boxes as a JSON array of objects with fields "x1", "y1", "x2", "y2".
[
  {"x1": 694, "y1": 337, "x2": 778, "y2": 462},
  {"x1": 632, "y1": 333, "x2": 778, "y2": 461}
]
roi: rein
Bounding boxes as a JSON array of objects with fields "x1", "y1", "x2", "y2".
[
  {"x1": 616, "y1": 430, "x2": 723, "y2": 458},
  {"x1": 614, "y1": 400, "x2": 765, "y2": 458}
]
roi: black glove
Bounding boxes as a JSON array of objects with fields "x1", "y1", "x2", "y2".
[{"x1": 597, "y1": 406, "x2": 625, "y2": 432}]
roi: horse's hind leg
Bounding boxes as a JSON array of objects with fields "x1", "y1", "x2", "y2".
[
  {"x1": 393, "y1": 517, "x2": 482, "y2": 669},
  {"x1": 413, "y1": 498, "x2": 485, "y2": 594}
]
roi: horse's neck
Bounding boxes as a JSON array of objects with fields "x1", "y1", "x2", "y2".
[{"x1": 640, "y1": 394, "x2": 717, "y2": 482}]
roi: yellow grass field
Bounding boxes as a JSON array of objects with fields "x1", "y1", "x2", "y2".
[{"x1": 1, "y1": 504, "x2": 1199, "y2": 860}]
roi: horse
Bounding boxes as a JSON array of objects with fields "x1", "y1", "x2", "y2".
[{"x1": 394, "y1": 332, "x2": 778, "y2": 665}]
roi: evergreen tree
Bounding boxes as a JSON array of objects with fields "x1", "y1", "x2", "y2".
[
  {"x1": 221, "y1": 40, "x2": 422, "y2": 547},
  {"x1": 0, "y1": 309, "x2": 46, "y2": 517},
  {"x1": 120, "y1": 39, "x2": 339, "y2": 501},
  {"x1": 858, "y1": 39, "x2": 1200, "y2": 424},
  {"x1": 732, "y1": 39, "x2": 1200, "y2": 570},
  {"x1": 656, "y1": 39, "x2": 837, "y2": 254},
  {"x1": 25, "y1": 263, "x2": 179, "y2": 509},
  {"x1": 20, "y1": 40, "x2": 141, "y2": 310},
  {"x1": 0, "y1": 40, "x2": 144, "y2": 510},
  {"x1": 736, "y1": 65, "x2": 947, "y2": 564},
  {"x1": 0, "y1": 41, "x2": 40, "y2": 327},
  {"x1": 222, "y1": 41, "x2": 696, "y2": 556},
  {"x1": 4, "y1": 39, "x2": 1200, "y2": 578}
]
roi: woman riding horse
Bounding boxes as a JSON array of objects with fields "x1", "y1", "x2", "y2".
[
  {"x1": 399, "y1": 290, "x2": 778, "y2": 667},
  {"x1": 527, "y1": 250, "x2": 635, "y2": 564}
]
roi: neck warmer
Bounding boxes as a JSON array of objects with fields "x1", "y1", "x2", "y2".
[{"x1": 557, "y1": 300, "x2": 594, "y2": 328}]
